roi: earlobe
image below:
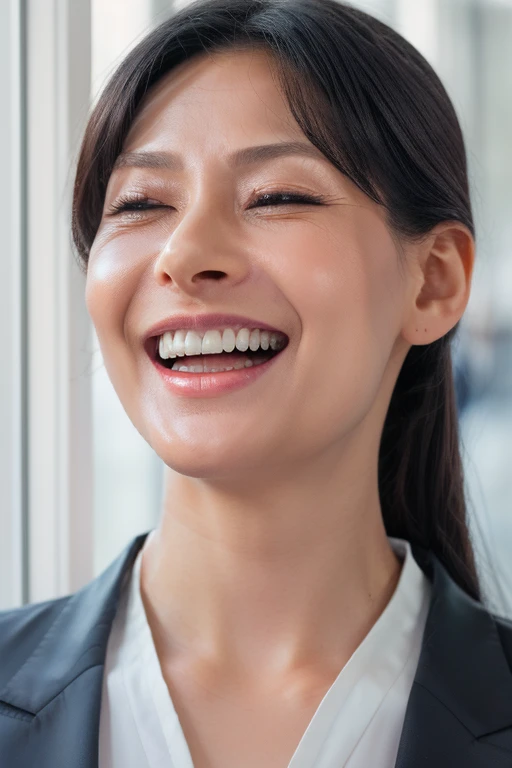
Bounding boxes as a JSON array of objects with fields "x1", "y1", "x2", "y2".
[{"x1": 400, "y1": 222, "x2": 475, "y2": 347}]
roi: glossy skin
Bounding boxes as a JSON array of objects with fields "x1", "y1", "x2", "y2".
[{"x1": 87, "y1": 48, "x2": 474, "y2": 766}]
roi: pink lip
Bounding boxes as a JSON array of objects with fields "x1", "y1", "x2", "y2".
[
  {"x1": 143, "y1": 313, "x2": 288, "y2": 345},
  {"x1": 150, "y1": 350, "x2": 286, "y2": 398}
]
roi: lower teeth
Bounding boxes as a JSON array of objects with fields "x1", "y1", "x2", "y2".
[{"x1": 172, "y1": 358, "x2": 268, "y2": 373}]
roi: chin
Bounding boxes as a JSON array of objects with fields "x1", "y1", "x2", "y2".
[{"x1": 151, "y1": 436, "x2": 260, "y2": 480}]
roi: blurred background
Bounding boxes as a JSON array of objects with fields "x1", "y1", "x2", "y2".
[{"x1": 1, "y1": 0, "x2": 511, "y2": 616}]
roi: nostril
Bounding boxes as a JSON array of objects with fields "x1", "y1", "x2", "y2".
[{"x1": 194, "y1": 271, "x2": 226, "y2": 281}]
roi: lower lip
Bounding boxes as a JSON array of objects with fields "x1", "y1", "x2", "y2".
[{"x1": 150, "y1": 350, "x2": 285, "y2": 398}]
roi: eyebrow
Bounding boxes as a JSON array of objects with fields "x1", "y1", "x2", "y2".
[{"x1": 112, "y1": 141, "x2": 327, "y2": 172}]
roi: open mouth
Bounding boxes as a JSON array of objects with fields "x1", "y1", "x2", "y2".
[{"x1": 146, "y1": 332, "x2": 289, "y2": 374}]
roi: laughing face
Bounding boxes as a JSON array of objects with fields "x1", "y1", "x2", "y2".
[{"x1": 86, "y1": 47, "x2": 418, "y2": 481}]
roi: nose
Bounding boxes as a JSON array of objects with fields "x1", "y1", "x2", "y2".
[{"x1": 153, "y1": 198, "x2": 250, "y2": 296}]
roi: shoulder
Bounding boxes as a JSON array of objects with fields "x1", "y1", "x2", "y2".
[
  {"x1": 494, "y1": 611, "x2": 512, "y2": 666},
  {"x1": 0, "y1": 597, "x2": 70, "y2": 691},
  {"x1": 0, "y1": 534, "x2": 146, "y2": 717}
]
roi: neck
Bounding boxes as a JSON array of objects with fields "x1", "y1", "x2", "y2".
[{"x1": 139, "y1": 463, "x2": 403, "y2": 688}]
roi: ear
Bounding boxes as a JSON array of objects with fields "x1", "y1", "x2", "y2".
[{"x1": 400, "y1": 221, "x2": 475, "y2": 347}]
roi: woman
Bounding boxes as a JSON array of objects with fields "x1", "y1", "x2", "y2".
[{"x1": 1, "y1": 0, "x2": 511, "y2": 765}]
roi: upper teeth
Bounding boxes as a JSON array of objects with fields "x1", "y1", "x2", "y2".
[{"x1": 158, "y1": 328, "x2": 288, "y2": 359}]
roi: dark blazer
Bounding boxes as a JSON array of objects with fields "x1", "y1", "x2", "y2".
[{"x1": 1, "y1": 532, "x2": 512, "y2": 767}]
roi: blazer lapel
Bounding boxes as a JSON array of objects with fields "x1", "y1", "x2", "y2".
[
  {"x1": 394, "y1": 543, "x2": 512, "y2": 767},
  {"x1": 1, "y1": 533, "x2": 512, "y2": 767},
  {"x1": 0, "y1": 533, "x2": 148, "y2": 768}
]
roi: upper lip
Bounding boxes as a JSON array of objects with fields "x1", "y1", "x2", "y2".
[{"x1": 143, "y1": 313, "x2": 289, "y2": 345}]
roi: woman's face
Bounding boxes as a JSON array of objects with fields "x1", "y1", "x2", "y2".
[{"x1": 87, "y1": 48, "x2": 413, "y2": 480}]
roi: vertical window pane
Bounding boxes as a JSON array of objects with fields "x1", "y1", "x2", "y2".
[{"x1": 0, "y1": 0, "x2": 23, "y2": 608}]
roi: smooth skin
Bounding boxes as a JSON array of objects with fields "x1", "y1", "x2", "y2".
[{"x1": 87, "y1": 48, "x2": 475, "y2": 768}]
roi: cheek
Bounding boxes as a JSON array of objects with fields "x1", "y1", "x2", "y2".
[
  {"x1": 85, "y1": 242, "x2": 145, "y2": 434},
  {"x1": 86, "y1": 229, "x2": 155, "y2": 339},
  {"x1": 279, "y1": 212, "x2": 402, "y2": 346},
  {"x1": 85, "y1": 235, "x2": 151, "y2": 417},
  {"x1": 273, "y1": 213, "x2": 405, "y2": 442}
]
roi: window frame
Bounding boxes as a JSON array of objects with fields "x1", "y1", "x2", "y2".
[
  {"x1": 25, "y1": 0, "x2": 93, "y2": 603},
  {"x1": 0, "y1": 0, "x2": 25, "y2": 609}
]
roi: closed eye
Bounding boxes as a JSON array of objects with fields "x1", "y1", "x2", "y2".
[
  {"x1": 106, "y1": 191, "x2": 326, "y2": 216},
  {"x1": 106, "y1": 197, "x2": 167, "y2": 215},
  {"x1": 249, "y1": 191, "x2": 326, "y2": 208}
]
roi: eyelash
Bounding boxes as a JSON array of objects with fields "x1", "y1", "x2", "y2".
[{"x1": 107, "y1": 191, "x2": 326, "y2": 216}]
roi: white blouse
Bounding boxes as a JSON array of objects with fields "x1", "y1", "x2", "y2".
[{"x1": 98, "y1": 536, "x2": 432, "y2": 768}]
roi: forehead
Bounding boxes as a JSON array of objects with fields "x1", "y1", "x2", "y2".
[{"x1": 123, "y1": 48, "x2": 304, "y2": 153}]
